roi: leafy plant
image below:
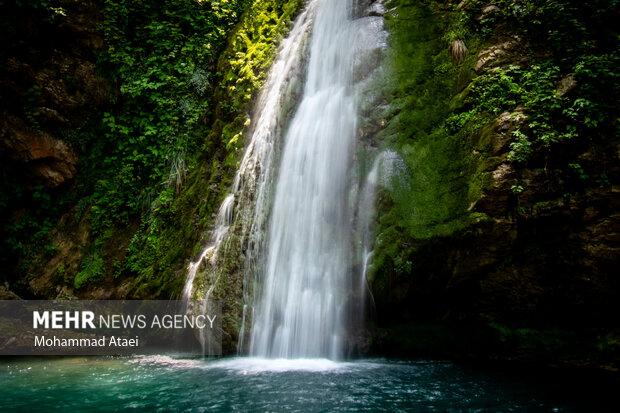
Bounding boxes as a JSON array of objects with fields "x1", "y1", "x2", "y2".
[
  {"x1": 507, "y1": 130, "x2": 532, "y2": 163},
  {"x1": 74, "y1": 252, "x2": 105, "y2": 289}
]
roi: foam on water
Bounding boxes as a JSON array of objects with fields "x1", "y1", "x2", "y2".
[
  {"x1": 129, "y1": 355, "x2": 370, "y2": 374},
  {"x1": 205, "y1": 357, "x2": 355, "y2": 374}
]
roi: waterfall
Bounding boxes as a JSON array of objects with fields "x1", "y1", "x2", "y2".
[
  {"x1": 182, "y1": 0, "x2": 387, "y2": 360},
  {"x1": 249, "y1": 0, "x2": 387, "y2": 359}
]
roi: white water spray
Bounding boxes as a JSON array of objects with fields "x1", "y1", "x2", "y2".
[{"x1": 249, "y1": 0, "x2": 387, "y2": 359}]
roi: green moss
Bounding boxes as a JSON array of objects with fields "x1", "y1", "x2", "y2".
[
  {"x1": 216, "y1": 0, "x2": 302, "y2": 161},
  {"x1": 370, "y1": 1, "x2": 486, "y2": 278},
  {"x1": 378, "y1": 1, "x2": 483, "y2": 239}
]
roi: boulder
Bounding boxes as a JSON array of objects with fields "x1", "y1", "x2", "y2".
[
  {"x1": 556, "y1": 74, "x2": 577, "y2": 96},
  {"x1": 0, "y1": 286, "x2": 20, "y2": 300},
  {"x1": 475, "y1": 36, "x2": 525, "y2": 73},
  {"x1": 366, "y1": 1, "x2": 386, "y2": 17},
  {"x1": 479, "y1": 5, "x2": 500, "y2": 20},
  {"x1": 0, "y1": 116, "x2": 77, "y2": 187}
]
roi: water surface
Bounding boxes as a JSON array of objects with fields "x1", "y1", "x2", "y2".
[{"x1": 1, "y1": 357, "x2": 614, "y2": 411}]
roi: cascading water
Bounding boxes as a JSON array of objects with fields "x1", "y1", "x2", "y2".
[
  {"x1": 182, "y1": 0, "x2": 388, "y2": 360},
  {"x1": 183, "y1": 194, "x2": 234, "y2": 305},
  {"x1": 181, "y1": 5, "x2": 314, "y2": 315},
  {"x1": 356, "y1": 150, "x2": 405, "y2": 316},
  {"x1": 249, "y1": 0, "x2": 387, "y2": 359}
]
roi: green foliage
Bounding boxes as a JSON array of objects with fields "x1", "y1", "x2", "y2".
[
  {"x1": 0, "y1": 182, "x2": 65, "y2": 279},
  {"x1": 119, "y1": 0, "x2": 302, "y2": 297},
  {"x1": 466, "y1": 0, "x2": 619, "y2": 56},
  {"x1": 597, "y1": 332, "x2": 620, "y2": 355},
  {"x1": 1, "y1": 0, "x2": 302, "y2": 293},
  {"x1": 215, "y1": 0, "x2": 301, "y2": 161},
  {"x1": 507, "y1": 130, "x2": 532, "y2": 163},
  {"x1": 78, "y1": 0, "x2": 247, "y2": 235},
  {"x1": 510, "y1": 184, "x2": 524, "y2": 194},
  {"x1": 568, "y1": 162, "x2": 589, "y2": 182},
  {"x1": 74, "y1": 252, "x2": 105, "y2": 289},
  {"x1": 452, "y1": 52, "x2": 618, "y2": 162},
  {"x1": 457, "y1": 0, "x2": 619, "y2": 163}
]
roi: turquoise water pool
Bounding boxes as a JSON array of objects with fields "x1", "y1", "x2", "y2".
[{"x1": 0, "y1": 356, "x2": 614, "y2": 411}]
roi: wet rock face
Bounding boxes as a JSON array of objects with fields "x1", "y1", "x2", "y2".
[
  {"x1": 366, "y1": 1, "x2": 386, "y2": 17},
  {"x1": 373, "y1": 155, "x2": 620, "y2": 365},
  {"x1": 479, "y1": 4, "x2": 500, "y2": 20},
  {"x1": 384, "y1": 100, "x2": 620, "y2": 323},
  {"x1": 491, "y1": 109, "x2": 527, "y2": 155},
  {"x1": 371, "y1": 9, "x2": 620, "y2": 365}
]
